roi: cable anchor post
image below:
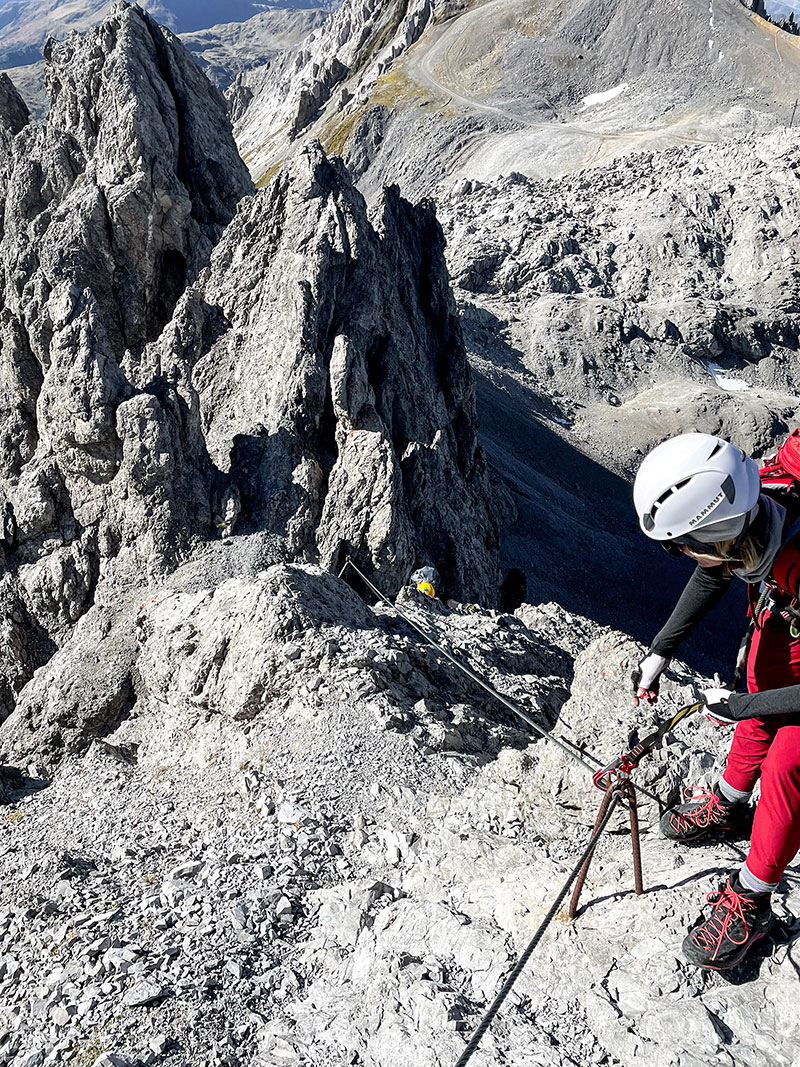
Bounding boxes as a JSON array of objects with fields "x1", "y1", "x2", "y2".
[
  {"x1": 568, "y1": 774, "x2": 643, "y2": 919},
  {"x1": 570, "y1": 700, "x2": 704, "y2": 918}
]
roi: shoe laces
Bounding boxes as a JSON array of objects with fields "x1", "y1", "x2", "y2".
[
  {"x1": 669, "y1": 787, "x2": 727, "y2": 833},
  {"x1": 691, "y1": 879, "x2": 756, "y2": 957}
]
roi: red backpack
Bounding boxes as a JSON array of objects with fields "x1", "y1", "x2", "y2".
[
  {"x1": 759, "y1": 428, "x2": 800, "y2": 499},
  {"x1": 758, "y1": 429, "x2": 800, "y2": 608}
]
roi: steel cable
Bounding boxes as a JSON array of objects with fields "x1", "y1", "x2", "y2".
[
  {"x1": 334, "y1": 560, "x2": 694, "y2": 1064},
  {"x1": 339, "y1": 557, "x2": 663, "y2": 804},
  {"x1": 453, "y1": 790, "x2": 623, "y2": 1067}
]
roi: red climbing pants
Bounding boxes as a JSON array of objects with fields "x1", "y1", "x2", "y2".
[{"x1": 721, "y1": 611, "x2": 800, "y2": 884}]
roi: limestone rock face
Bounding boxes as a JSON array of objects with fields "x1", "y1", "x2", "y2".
[
  {"x1": 44, "y1": 5, "x2": 251, "y2": 279},
  {"x1": 163, "y1": 142, "x2": 499, "y2": 601},
  {"x1": 0, "y1": 2, "x2": 252, "y2": 566},
  {"x1": 0, "y1": 3, "x2": 252, "y2": 729},
  {"x1": 232, "y1": 0, "x2": 435, "y2": 172},
  {"x1": 0, "y1": 4, "x2": 251, "y2": 593},
  {"x1": 0, "y1": 603, "x2": 136, "y2": 763},
  {"x1": 0, "y1": 5, "x2": 499, "y2": 754}
]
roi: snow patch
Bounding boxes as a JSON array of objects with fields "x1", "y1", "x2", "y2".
[
  {"x1": 705, "y1": 361, "x2": 751, "y2": 392},
  {"x1": 580, "y1": 83, "x2": 628, "y2": 110}
]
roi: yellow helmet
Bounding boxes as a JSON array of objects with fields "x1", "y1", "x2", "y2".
[{"x1": 416, "y1": 580, "x2": 436, "y2": 598}]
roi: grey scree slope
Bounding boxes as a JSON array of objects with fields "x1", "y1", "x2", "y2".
[{"x1": 1, "y1": 2, "x2": 800, "y2": 1067}]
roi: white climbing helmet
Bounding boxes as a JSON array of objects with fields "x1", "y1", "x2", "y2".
[{"x1": 633, "y1": 433, "x2": 761, "y2": 542}]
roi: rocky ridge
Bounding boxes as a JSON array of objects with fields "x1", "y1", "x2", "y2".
[
  {"x1": 158, "y1": 141, "x2": 499, "y2": 604},
  {"x1": 0, "y1": 0, "x2": 499, "y2": 749},
  {"x1": 3, "y1": 575, "x2": 799, "y2": 1067},
  {"x1": 1, "y1": 5, "x2": 800, "y2": 1067},
  {"x1": 0, "y1": 1, "x2": 253, "y2": 728}
]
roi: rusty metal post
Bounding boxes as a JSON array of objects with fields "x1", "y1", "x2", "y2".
[
  {"x1": 569, "y1": 778, "x2": 645, "y2": 918},
  {"x1": 568, "y1": 781, "x2": 618, "y2": 918},
  {"x1": 625, "y1": 779, "x2": 643, "y2": 897}
]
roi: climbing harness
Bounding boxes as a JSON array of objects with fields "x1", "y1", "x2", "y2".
[{"x1": 336, "y1": 557, "x2": 704, "y2": 1065}]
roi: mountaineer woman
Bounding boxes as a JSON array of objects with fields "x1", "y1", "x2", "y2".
[{"x1": 632, "y1": 431, "x2": 800, "y2": 970}]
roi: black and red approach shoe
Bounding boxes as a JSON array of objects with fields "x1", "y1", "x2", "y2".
[
  {"x1": 660, "y1": 786, "x2": 749, "y2": 843},
  {"x1": 682, "y1": 876, "x2": 774, "y2": 971}
]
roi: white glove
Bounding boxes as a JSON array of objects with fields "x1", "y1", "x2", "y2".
[
  {"x1": 701, "y1": 686, "x2": 737, "y2": 726},
  {"x1": 632, "y1": 653, "x2": 670, "y2": 706}
]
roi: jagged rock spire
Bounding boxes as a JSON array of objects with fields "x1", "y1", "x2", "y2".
[
  {"x1": 0, "y1": 5, "x2": 252, "y2": 725},
  {"x1": 158, "y1": 142, "x2": 499, "y2": 601},
  {"x1": 0, "y1": 73, "x2": 28, "y2": 141}
]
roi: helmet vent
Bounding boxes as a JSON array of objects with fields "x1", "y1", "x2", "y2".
[
  {"x1": 708, "y1": 440, "x2": 725, "y2": 459},
  {"x1": 654, "y1": 477, "x2": 690, "y2": 509},
  {"x1": 722, "y1": 475, "x2": 735, "y2": 503}
]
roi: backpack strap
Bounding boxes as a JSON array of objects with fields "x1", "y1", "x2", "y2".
[{"x1": 770, "y1": 517, "x2": 800, "y2": 600}]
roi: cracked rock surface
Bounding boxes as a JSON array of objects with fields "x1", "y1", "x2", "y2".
[
  {"x1": 4, "y1": 582, "x2": 800, "y2": 1067},
  {"x1": 1, "y1": 5, "x2": 800, "y2": 1067}
]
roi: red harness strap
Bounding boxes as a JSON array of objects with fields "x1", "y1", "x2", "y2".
[{"x1": 771, "y1": 535, "x2": 800, "y2": 602}]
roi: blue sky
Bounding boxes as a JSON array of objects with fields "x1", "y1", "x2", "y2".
[{"x1": 767, "y1": 0, "x2": 800, "y2": 15}]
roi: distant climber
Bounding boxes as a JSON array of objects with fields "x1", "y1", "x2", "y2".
[
  {"x1": 632, "y1": 432, "x2": 800, "y2": 970},
  {"x1": 498, "y1": 567, "x2": 527, "y2": 613},
  {"x1": 411, "y1": 565, "x2": 440, "y2": 600},
  {"x1": 409, "y1": 565, "x2": 482, "y2": 614}
]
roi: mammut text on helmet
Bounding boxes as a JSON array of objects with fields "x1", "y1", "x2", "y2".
[{"x1": 688, "y1": 488, "x2": 726, "y2": 527}]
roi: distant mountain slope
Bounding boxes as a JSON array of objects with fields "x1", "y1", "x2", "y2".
[
  {"x1": 0, "y1": 0, "x2": 335, "y2": 67},
  {"x1": 181, "y1": 9, "x2": 329, "y2": 90},
  {"x1": 234, "y1": 0, "x2": 800, "y2": 195},
  {"x1": 0, "y1": 2, "x2": 332, "y2": 118}
]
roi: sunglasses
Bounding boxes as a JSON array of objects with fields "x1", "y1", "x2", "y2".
[{"x1": 661, "y1": 535, "x2": 725, "y2": 558}]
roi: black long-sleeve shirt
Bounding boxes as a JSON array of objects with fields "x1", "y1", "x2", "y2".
[{"x1": 650, "y1": 564, "x2": 733, "y2": 659}]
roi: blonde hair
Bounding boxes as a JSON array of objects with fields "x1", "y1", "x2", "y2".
[{"x1": 709, "y1": 531, "x2": 762, "y2": 572}]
